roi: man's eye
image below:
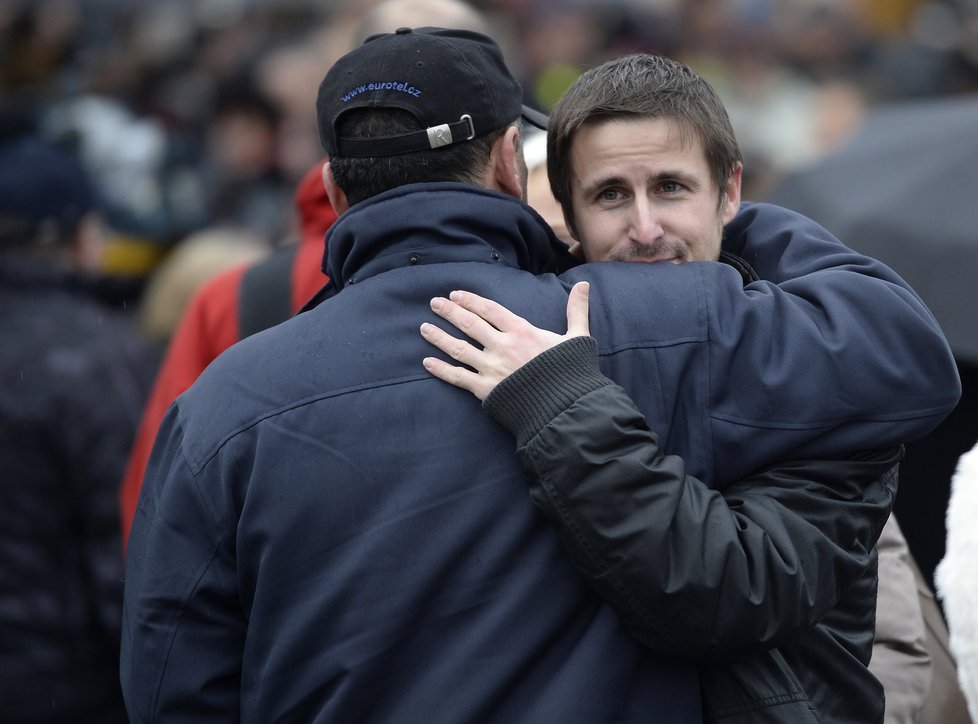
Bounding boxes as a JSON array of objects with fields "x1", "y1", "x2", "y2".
[
  {"x1": 599, "y1": 189, "x2": 622, "y2": 202},
  {"x1": 660, "y1": 181, "x2": 684, "y2": 194}
]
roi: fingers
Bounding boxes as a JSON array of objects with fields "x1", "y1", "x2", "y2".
[
  {"x1": 444, "y1": 290, "x2": 528, "y2": 334},
  {"x1": 429, "y1": 295, "x2": 502, "y2": 347},
  {"x1": 421, "y1": 355, "x2": 492, "y2": 400},
  {"x1": 419, "y1": 323, "x2": 493, "y2": 400},
  {"x1": 565, "y1": 281, "x2": 590, "y2": 337},
  {"x1": 419, "y1": 321, "x2": 482, "y2": 368}
]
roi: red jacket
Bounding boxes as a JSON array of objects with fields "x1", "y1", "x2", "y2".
[{"x1": 119, "y1": 162, "x2": 337, "y2": 545}]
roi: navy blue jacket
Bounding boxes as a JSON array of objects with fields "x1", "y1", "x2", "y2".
[{"x1": 121, "y1": 184, "x2": 959, "y2": 722}]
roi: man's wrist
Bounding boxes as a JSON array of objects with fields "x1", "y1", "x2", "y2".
[{"x1": 483, "y1": 335, "x2": 609, "y2": 446}]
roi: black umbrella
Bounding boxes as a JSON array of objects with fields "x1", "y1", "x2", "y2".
[{"x1": 768, "y1": 93, "x2": 978, "y2": 363}]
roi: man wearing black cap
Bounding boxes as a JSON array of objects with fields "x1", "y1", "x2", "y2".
[
  {"x1": 121, "y1": 28, "x2": 958, "y2": 723},
  {"x1": 122, "y1": 27, "x2": 701, "y2": 723}
]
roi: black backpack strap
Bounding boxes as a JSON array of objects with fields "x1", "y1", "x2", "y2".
[{"x1": 237, "y1": 245, "x2": 298, "y2": 340}]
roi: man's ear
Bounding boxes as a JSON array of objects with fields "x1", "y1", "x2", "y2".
[
  {"x1": 491, "y1": 125, "x2": 525, "y2": 201},
  {"x1": 322, "y1": 161, "x2": 350, "y2": 215},
  {"x1": 720, "y1": 162, "x2": 743, "y2": 225}
]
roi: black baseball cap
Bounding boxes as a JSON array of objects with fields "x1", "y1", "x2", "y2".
[{"x1": 317, "y1": 26, "x2": 548, "y2": 158}]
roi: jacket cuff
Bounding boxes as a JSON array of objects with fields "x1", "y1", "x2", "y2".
[{"x1": 483, "y1": 335, "x2": 611, "y2": 447}]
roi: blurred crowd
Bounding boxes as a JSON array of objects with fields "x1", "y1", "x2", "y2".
[{"x1": 3, "y1": 0, "x2": 978, "y2": 309}]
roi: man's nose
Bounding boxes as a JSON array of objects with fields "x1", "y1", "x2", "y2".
[{"x1": 628, "y1": 201, "x2": 663, "y2": 244}]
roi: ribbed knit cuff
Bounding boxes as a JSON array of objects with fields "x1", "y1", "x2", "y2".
[{"x1": 483, "y1": 335, "x2": 610, "y2": 447}]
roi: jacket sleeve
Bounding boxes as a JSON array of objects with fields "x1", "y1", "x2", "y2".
[
  {"x1": 560, "y1": 205, "x2": 958, "y2": 488},
  {"x1": 485, "y1": 336, "x2": 899, "y2": 661},
  {"x1": 700, "y1": 202, "x2": 957, "y2": 483},
  {"x1": 711, "y1": 204, "x2": 960, "y2": 448},
  {"x1": 121, "y1": 406, "x2": 244, "y2": 722}
]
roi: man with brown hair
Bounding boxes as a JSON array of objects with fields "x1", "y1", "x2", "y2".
[{"x1": 420, "y1": 52, "x2": 961, "y2": 723}]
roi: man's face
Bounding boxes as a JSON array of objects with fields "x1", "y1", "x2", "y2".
[{"x1": 566, "y1": 117, "x2": 741, "y2": 263}]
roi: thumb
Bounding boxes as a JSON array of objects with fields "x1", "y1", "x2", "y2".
[{"x1": 565, "y1": 281, "x2": 590, "y2": 337}]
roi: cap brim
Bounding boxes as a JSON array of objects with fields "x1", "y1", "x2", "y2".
[{"x1": 521, "y1": 105, "x2": 549, "y2": 131}]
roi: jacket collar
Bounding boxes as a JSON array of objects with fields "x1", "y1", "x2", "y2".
[{"x1": 321, "y1": 182, "x2": 575, "y2": 294}]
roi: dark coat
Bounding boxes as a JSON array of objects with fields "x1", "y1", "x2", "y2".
[
  {"x1": 121, "y1": 184, "x2": 958, "y2": 722},
  {"x1": 0, "y1": 260, "x2": 156, "y2": 722}
]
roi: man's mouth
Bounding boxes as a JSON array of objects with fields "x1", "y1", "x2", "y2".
[{"x1": 615, "y1": 241, "x2": 686, "y2": 265}]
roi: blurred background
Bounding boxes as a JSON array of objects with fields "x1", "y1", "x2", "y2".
[{"x1": 2, "y1": 0, "x2": 975, "y2": 591}]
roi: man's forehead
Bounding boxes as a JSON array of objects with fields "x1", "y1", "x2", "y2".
[
  {"x1": 570, "y1": 116, "x2": 700, "y2": 155},
  {"x1": 568, "y1": 117, "x2": 709, "y2": 187}
]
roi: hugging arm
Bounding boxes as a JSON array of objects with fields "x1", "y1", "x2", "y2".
[
  {"x1": 419, "y1": 294, "x2": 897, "y2": 657},
  {"x1": 416, "y1": 204, "x2": 951, "y2": 657},
  {"x1": 481, "y1": 336, "x2": 899, "y2": 659}
]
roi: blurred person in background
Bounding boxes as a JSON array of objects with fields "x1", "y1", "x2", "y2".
[
  {"x1": 0, "y1": 134, "x2": 157, "y2": 723},
  {"x1": 522, "y1": 129, "x2": 569, "y2": 243},
  {"x1": 198, "y1": 77, "x2": 292, "y2": 242},
  {"x1": 136, "y1": 225, "x2": 268, "y2": 350},
  {"x1": 874, "y1": 512, "x2": 972, "y2": 723}
]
